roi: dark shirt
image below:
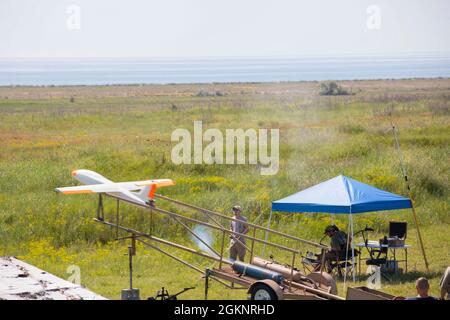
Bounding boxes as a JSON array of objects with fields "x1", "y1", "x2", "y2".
[
  {"x1": 405, "y1": 296, "x2": 438, "y2": 300},
  {"x1": 330, "y1": 230, "x2": 348, "y2": 251}
]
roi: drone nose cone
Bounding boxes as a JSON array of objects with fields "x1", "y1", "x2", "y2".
[{"x1": 71, "y1": 170, "x2": 77, "y2": 177}]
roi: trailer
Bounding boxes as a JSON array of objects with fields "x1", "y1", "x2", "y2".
[
  {"x1": 84, "y1": 189, "x2": 349, "y2": 300},
  {"x1": 205, "y1": 263, "x2": 343, "y2": 300}
]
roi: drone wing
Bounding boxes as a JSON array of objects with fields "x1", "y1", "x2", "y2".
[
  {"x1": 55, "y1": 183, "x2": 122, "y2": 194},
  {"x1": 55, "y1": 179, "x2": 174, "y2": 195}
]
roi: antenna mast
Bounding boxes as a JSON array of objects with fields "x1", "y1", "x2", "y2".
[{"x1": 390, "y1": 115, "x2": 429, "y2": 273}]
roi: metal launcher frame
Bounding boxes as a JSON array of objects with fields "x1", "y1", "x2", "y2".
[{"x1": 93, "y1": 192, "x2": 340, "y2": 300}]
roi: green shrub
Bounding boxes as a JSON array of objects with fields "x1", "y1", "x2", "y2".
[{"x1": 319, "y1": 81, "x2": 352, "y2": 96}]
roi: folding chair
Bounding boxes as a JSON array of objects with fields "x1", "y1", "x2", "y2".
[
  {"x1": 366, "y1": 237, "x2": 390, "y2": 281},
  {"x1": 330, "y1": 249, "x2": 359, "y2": 279}
]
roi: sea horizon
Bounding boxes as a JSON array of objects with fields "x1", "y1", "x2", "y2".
[{"x1": 1, "y1": 54, "x2": 449, "y2": 86}]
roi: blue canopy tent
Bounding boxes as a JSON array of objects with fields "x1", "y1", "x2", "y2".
[
  {"x1": 267, "y1": 175, "x2": 413, "y2": 282},
  {"x1": 272, "y1": 175, "x2": 412, "y2": 214}
]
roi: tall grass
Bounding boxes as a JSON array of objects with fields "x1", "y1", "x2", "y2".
[{"x1": 0, "y1": 79, "x2": 448, "y2": 298}]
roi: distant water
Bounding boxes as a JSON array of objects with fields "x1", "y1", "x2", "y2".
[{"x1": 0, "y1": 55, "x2": 449, "y2": 86}]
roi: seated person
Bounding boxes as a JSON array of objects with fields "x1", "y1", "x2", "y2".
[
  {"x1": 440, "y1": 267, "x2": 450, "y2": 300},
  {"x1": 315, "y1": 225, "x2": 353, "y2": 272},
  {"x1": 406, "y1": 277, "x2": 438, "y2": 300}
]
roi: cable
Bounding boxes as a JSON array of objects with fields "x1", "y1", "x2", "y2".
[{"x1": 389, "y1": 113, "x2": 430, "y2": 273}]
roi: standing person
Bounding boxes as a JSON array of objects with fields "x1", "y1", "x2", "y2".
[
  {"x1": 229, "y1": 205, "x2": 249, "y2": 262},
  {"x1": 439, "y1": 266, "x2": 450, "y2": 300},
  {"x1": 406, "y1": 277, "x2": 438, "y2": 300}
]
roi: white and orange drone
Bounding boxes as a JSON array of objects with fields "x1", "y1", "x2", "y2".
[{"x1": 55, "y1": 169, "x2": 174, "y2": 206}]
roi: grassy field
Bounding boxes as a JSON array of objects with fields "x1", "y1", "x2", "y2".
[{"x1": 0, "y1": 79, "x2": 449, "y2": 299}]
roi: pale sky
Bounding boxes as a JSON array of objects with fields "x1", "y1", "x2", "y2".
[{"x1": 0, "y1": 0, "x2": 449, "y2": 58}]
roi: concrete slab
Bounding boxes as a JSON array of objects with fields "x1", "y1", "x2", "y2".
[{"x1": 0, "y1": 256, "x2": 107, "y2": 300}]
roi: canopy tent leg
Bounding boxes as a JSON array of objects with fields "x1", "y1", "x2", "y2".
[
  {"x1": 343, "y1": 210, "x2": 355, "y2": 288},
  {"x1": 116, "y1": 198, "x2": 120, "y2": 239},
  {"x1": 343, "y1": 215, "x2": 350, "y2": 288},
  {"x1": 350, "y1": 214, "x2": 355, "y2": 282},
  {"x1": 409, "y1": 203, "x2": 429, "y2": 273},
  {"x1": 261, "y1": 210, "x2": 273, "y2": 257}
]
